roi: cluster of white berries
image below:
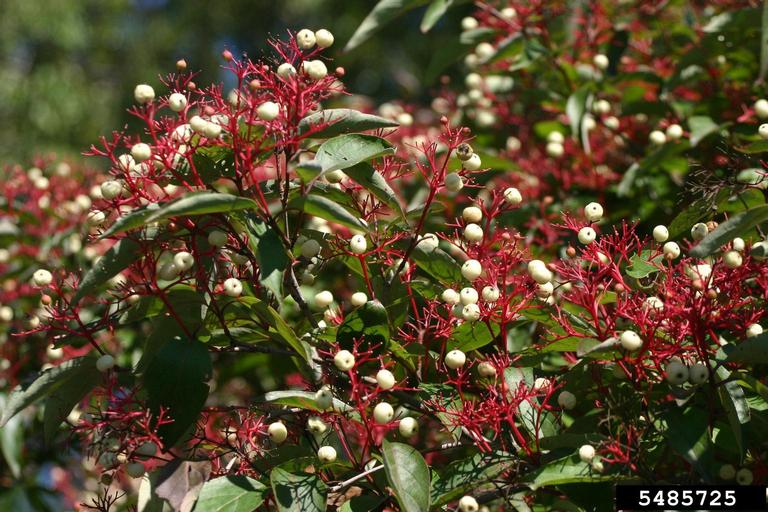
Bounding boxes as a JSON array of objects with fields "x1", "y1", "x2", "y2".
[
  {"x1": 546, "y1": 131, "x2": 565, "y2": 158},
  {"x1": 664, "y1": 359, "x2": 709, "y2": 385},
  {"x1": 719, "y1": 464, "x2": 754, "y2": 485},
  {"x1": 189, "y1": 115, "x2": 223, "y2": 139}
]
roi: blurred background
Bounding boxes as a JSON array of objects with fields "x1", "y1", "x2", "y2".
[{"x1": 0, "y1": 0, "x2": 472, "y2": 164}]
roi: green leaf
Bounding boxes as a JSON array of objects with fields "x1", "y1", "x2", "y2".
[
  {"x1": 689, "y1": 205, "x2": 768, "y2": 257},
  {"x1": 339, "y1": 495, "x2": 387, "y2": 512},
  {"x1": 249, "y1": 220, "x2": 289, "y2": 301},
  {"x1": 725, "y1": 332, "x2": 768, "y2": 364},
  {"x1": 143, "y1": 338, "x2": 212, "y2": 447},
  {"x1": 295, "y1": 161, "x2": 324, "y2": 184},
  {"x1": 381, "y1": 440, "x2": 431, "y2": 512},
  {"x1": 259, "y1": 390, "x2": 353, "y2": 413},
  {"x1": 688, "y1": 116, "x2": 721, "y2": 147},
  {"x1": 659, "y1": 407, "x2": 713, "y2": 479},
  {"x1": 337, "y1": 300, "x2": 390, "y2": 350},
  {"x1": 0, "y1": 356, "x2": 98, "y2": 427},
  {"x1": 735, "y1": 140, "x2": 768, "y2": 154},
  {"x1": 270, "y1": 467, "x2": 327, "y2": 512},
  {"x1": 299, "y1": 109, "x2": 398, "y2": 139},
  {"x1": 314, "y1": 134, "x2": 395, "y2": 172},
  {"x1": 294, "y1": 194, "x2": 368, "y2": 231},
  {"x1": 625, "y1": 251, "x2": 662, "y2": 279},
  {"x1": 409, "y1": 245, "x2": 463, "y2": 285},
  {"x1": 345, "y1": 0, "x2": 430, "y2": 51},
  {"x1": 0, "y1": 395, "x2": 23, "y2": 478},
  {"x1": 431, "y1": 451, "x2": 513, "y2": 506},
  {"x1": 101, "y1": 192, "x2": 258, "y2": 238},
  {"x1": 566, "y1": 87, "x2": 589, "y2": 143},
  {"x1": 250, "y1": 299, "x2": 309, "y2": 361},
  {"x1": 759, "y1": 0, "x2": 768, "y2": 82},
  {"x1": 447, "y1": 321, "x2": 499, "y2": 352},
  {"x1": 716, "y1": 367, "x2": 750, "y2": 459},
  {"x1": 72, "y1": 238, "x2": 141, "y2": 304},
  {"x1": 42, "y1": 361, "x2": 101, "y2": 443},
  {"x1": 420, "y1": 0, "x2": 453, "y2": 32},
  {"x1": 523, "y1": 455, "x2": 616, "y2": 489},
  {"x1": 344, "y1": 163, "x2": 403, "y2": 216},
  {"x1": 195, "y1": 475, "x2": 267, "y2": 512}
]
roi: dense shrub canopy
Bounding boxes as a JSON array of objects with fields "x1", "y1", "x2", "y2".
[{"x1": 1, "y1": 1, "x2": 768, "y2": 511}]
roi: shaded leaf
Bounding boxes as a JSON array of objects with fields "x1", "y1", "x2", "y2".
[
  {"x1": 725, "y1": 332, "x2": 768, "y2": 364},
  {"x1": 338, "y1": 300, "x2": 390, "y2": 350},
  {"x1": 344, "y1": 162, "x2": 403, "y2": 216},
  {"x1": 144, "y1": 338, "x2": 212, "y2": 447},
  {"x1": 294, "y1": 194, "x2": 368, "y2": 231},
  {"x1": 345, "y1": 0, "x2": 430, "y2": 51},
  {"x1": 523, "y1": 455, "x2": 617, "y2": 489},
  {"x1": 270, "y1": 467, "x2": 327, "y2": 512},
  {"x1": 420, "y1": 0, "x2": 453, "y2": 32},
  {"x1": 315, "y1": 134, "x2": 395, "y2": 172},
  {"x1": 194, "y1": 475, "x2": 267, "y2": 512},
  {"x1": 73, "y1": 238, "x2": 141, "y2": 304},
  {"x1": 688, "y1": 116, "x2": 722, "y2": 146},
  {"x1": 1, "y1": 356, "x2": 98, "y2": 427},
  {"x1": 431, "y1": 451, "x2": 513, "y2": 506},
  {"x1": 689, "y1": 205, "x2": 768, "y2": 257},
  {"x1": 381, "y1": 440, "x2": 431, "y2": 512},
  {"x1": 299, "y1": 109, "x2": 398, "y2": 139},
  {"x1": 154, "y1": 459, "x2": 212, "y2": 512}
]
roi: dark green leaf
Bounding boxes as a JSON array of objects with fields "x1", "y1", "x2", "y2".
[
  {"x1": 195, "y1": 475, "x2": 267, "y2": 512},
  {"x1": 725, "y1": 332, "x2": 768, "y2": 364},
  {"x1": 270, "y1": 467, "x2": 327, "y2": 512},
  {"x1": 250, "y1": 299, "x2": 308, "y2": 361},
  {"x1": 716, "y1": 367, "x2": 750, "y2": 459},
  {"x1": 523, "y1": 455, "x2": 616, "y2": 488},
  {"x1": 1, "y1": 356, "x2": 98, "y2": 427},
  {"x1": 659, "y1": 407, "x2": 713, "y2": 479},
  {"x1": 259, "y1": 390, "x2": 353, "y2": 413},
  {"x1": 420, "y1": 0, "x2": 453, "y2": 32},
  {"x1": 566, "y1": 87, "x2": 589, "y2": 143},
  {"x1": 43, "y1": 361, "x2": 101, "y2": 443},
  {"x1": 143, "y1": 338, "x2": 212, "y2": 447},
  {"x1": 338, "y1": 300, "x2": 390, "y2": 350},
  {"x1": 0, "y1": 395, "x2": 23, "y2": 478},
  {"x1": 345, "y1": 0, "x2": 430, "y2": 51},
  {"x1": 409, "y1": 245, "x2": 463, "y2": 285},
  {"x1": 249, "y1": 220, "x2": 289, "y2": 301},
  {"x1": 689, "y1": 205, "x2": 768, "y2": 257},
  {"x1": 315, "y1": 134, "x2": 395, "y2": 172},
  {"x1": 447, "y1": 321, "x2": 499, "y2": 352},
  {"x1": 381, "y1": 440, "x2": 431, "y2": 512},
  {"x1": 688, "y1": 116, "x2": 721, "y2": 147},
  {"x1": 299, "y1": 109, "x2": 398, "y2": 139},
  {"x1": 72, "y1": 238, "x2": 141, "y2": 304},
  {"x1": 344, "y1": 163, "x2": 403, "y2": 216},
  {"x1": 431, "y1": 451, "x2": 513, "y2": 506},
  {"x1": 294, "y1": 194, "x2": 368, "y2": 231},
  {"x1": 735, "y1": 140, "x2": 768, "y2": 154},
  {"x1": 101, "y1": 192, "x2": 258, "y2": 238}
]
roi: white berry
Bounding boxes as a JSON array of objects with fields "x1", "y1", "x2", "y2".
[
  {"x1": 314, "y1": 386, "x2": 333, "y2": 410},
  {"x1": 133, "y1": 84, "x2": 155, "y2": 104},
  {"x1": 558, "y1": 390, "x2": 577, "y2": 410},
  {"x1": 444, "y1": 173, "x2": 464, "y2": 192},
  {"x1": 649, "y1": 130, "x2": 666, "y2": 145},
  {"x1": 578, "y1": 444, "x2": 596, "y2": 462},
  {"x1": 459, "y1": 495, "x2": 479, "y2": 512},
  {"x1": 462, "y1": 303, "x2": 481, "y2": 321},
  {"x1": 462, "y1": 153, "x2": 482, "y2": 171},
  {"x1": 334, "y1": 350, "x2": 355, "y2": 371},
  {"x1": 663, "y1": 241, "x2": 681, "y2": 260},
  {"x1": 619, "y1": 330, "x2": 643, "y2": 351},
  {"x1": 578, "y1": 227, "x2": 596, "y2": 245},
  {"x1": 736, "y1": 468, "x2": 753, "y2": 485},
  {"x1": 96, "y1": 354, "x2": 116, "y2": 372},
  {"x1": 268, "y1": 422, "x2": 288, "y2": 444},
  {"x1": 460, "y1": 287, "x2": 479, "y2": 305},
  {"x1": 723, "y1": 250, "x2": 742, "y2": 269},
  {"x1": 755, "y1": 99, "x2": 768, "y2": 119},
  {"x1": 376, "y1": 369, "x2": 396, "y2": 390},
  {"x1": 481, "y1": 286, "x2": 499, "y2": 302},
  {"x1": 445, "y1": 349, "x2": 466, "y2": 369},
  {"x1": 584, "y1": 202, "x2": 604, "y2": 222},
  {"x1": 32, "y1": 269, "x2": 53, "y2": 287},
  {"x1": 665, "y1": 361, "x2": 689, "y2": 385},
  {"x1": 398, "y1": 416, "x2": 418, "y2": 437},
  {"x1": 546, "y1": 142, "x2": 564, "y2": 157},
  {"x1": 503, "y1": 187, "x2": 522, "y2": 205},
  {"x1": 442, "y1": 288, "x2": 460, "y2": 305},
  {"x1": 719, "y1": 464, "x2": 736, "y2": 480},
  {"x1": 477, "y1": 361, "x2": 496, "y2": 378},
  {"x1": 528, "y1": 260, "x2": 553, "y2": 285},
  {"x1": 223, "y1": 278, "x2": 243, "y2": 297},
  {"x1": 463, "y1": 223, "x2": 484, "y2": 242},
  {"x1": 653, "y1": 225, "x2": 669, "y2": 242},
  {"x1": 168, "y1": 93, "x2": 187, "y2": 112},
  {"x1": 349, "y1": 234, "x2": 367, "y2": 254},
  {"x1": 101, "y1": 180, "x2": 123, "y2": 200},
  {"x1": 666, "y1": 124, "x2": 684, "y2": 140},
  {"x1": 690, "y1": 222, "x2": 709, "y2": 241},
  {"x1": 317, "y1": 446, "x2": 337, "y2": 463},
  {"x1": 207, "y1": 230, "x2": 228, "y2": 247},
  {"x1": 131, "y1": 143, "x2": 152, "y2": 163},
  {"x1": 760, "y1": 124, "x2": 768, "y2": 140},
  {"x1": 593, "y1": 54, "x2": 609, "y2": 70},
  {"x1": 350, "y1": 292, "x2": 368, "y2": 307},
  {"x1": 303, "y1": 60, "x2": 328, "y2": 81},
  {"x1": 746, "y1": 323, "x2": 763, "y2": 338},
  {"x1": 173, "y1": 251, "x2": 195, "y2": 271},
  {"x1": 689, "y1": 363, "x2": 709, "y2": 384},
  {"x1": 296, "y1": 29, "x2": 316, "y2": 50},
  {"x1": 257, "y1": 101, "x2": 281, "y2": 121},
  {"x1": 462, "y1": 206, "x2": 483, "y2": 223},
  {"x1": 315, "y1": 29, "x2": 334, "y2": 48},
  {"x1": 314, "y1": 290, "x2": 334, "y2": 309},
  {"x1": 373, "y1": 402, "x2": 394, "y2": 424},
  {"x1": 461, "y1": 259, "x2": 482, "y2": 281}
]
